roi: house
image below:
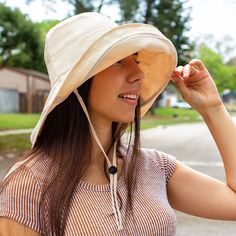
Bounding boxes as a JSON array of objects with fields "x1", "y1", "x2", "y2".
[
  {"x1": 222, "y1": 91, "x2": 236, "y2": 104},
  {"x1": 0, "y1": 66, "x2": 50, "y2": 113},
  {"x1": 158, "y1": 90, "x2": 178, "y2": 108}
]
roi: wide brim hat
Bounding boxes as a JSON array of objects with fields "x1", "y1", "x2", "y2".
[{"x1": 30, "y1": 12, "x2": 177, "y2": 147}]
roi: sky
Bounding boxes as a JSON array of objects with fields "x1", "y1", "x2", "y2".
[
  {"x1": 1, "y1": 0, "x2": 236, "y2": 60},
  {"x1": 188, "y1": 0, "x2": 236, "y2": 40}
]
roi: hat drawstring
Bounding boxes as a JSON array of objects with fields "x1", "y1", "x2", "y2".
[
  {"x1": 74, "y1": 90, "x2": 123, "y2": 230},
  {"x1": 110, "y1": 141, "x2": 123, "y2": 229}
]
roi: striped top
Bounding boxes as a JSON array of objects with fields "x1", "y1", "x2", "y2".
[{"x1": 0, "y1": 147, "x2": 177, "y2": 236}]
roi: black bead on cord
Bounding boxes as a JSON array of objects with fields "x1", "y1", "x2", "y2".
[{"x1": 108, "y1": 165, "x2": 118, "y2": 175}]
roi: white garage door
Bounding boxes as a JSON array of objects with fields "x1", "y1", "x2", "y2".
[{"x1": 0, "y1": 88, "x2": 19, "y2": 113}]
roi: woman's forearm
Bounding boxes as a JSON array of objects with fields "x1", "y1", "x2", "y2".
[{"x1": 200, "y1": 103, "x2": 236, "y2": 192}]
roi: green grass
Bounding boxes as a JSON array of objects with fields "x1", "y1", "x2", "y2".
[
  {"x1": 0, "y1": 133, "x2": 31, "y2": 154},
  {"x1": 0, "y1": 113, "x2": 40, "y2": 130},
  {"x1": 140, "y1": 107, "x2": 201, "y2": 129},
  {"x1": 154, "y1": 107, "x2": 200, "y2": 120}
]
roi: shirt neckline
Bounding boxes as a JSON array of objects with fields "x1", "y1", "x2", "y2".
[
  {"x1": 77, "y1": 145, "x2": 128, "y2": 192},
  {"x1": 77, "y1": 170, "x2": 126, "y2": 192}
]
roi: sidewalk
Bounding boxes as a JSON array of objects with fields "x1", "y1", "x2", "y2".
[{"x1": 0, "y1": 128, "x2": 33, "y2": 136}]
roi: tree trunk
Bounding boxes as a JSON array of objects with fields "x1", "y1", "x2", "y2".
[{"x1": 144, "y1": 0, "x2": 155, "y2": 23}]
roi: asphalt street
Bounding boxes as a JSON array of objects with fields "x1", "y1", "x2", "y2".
[{"x1": 1, "y1": 118, "x2": 236, "y2": 235}]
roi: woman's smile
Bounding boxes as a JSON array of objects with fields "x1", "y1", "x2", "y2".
[
  {"x1": 118, "y1": 94, "x2": 138, "y2": 105},
  {"x1": 118, "y1": 89, "x2": 140, "y2": 106}
]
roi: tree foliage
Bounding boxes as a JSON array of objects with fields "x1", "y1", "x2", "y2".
[
  {"x1": 0, "y1": 3, "x2": 45, "y2": 71},
  {"x1": 199, "y1": 44, "x2": 236, "y2": 92}
]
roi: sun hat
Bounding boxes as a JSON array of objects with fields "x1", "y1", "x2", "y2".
[{"x1": 30, "y1": 11, "x2": 178, "y2": 231}]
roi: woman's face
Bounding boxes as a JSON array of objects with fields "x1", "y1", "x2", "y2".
[{"x1": 88, "y1": 53, "x2": 144, "y2": 123}]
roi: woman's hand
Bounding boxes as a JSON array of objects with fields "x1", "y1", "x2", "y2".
[{"x1": 171, "y1": 59, "x2": 223, "y2": 115}]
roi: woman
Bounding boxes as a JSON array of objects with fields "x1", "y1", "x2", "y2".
[{"x1": 0, "y1": 12, "x2": 236, "y2": 236}]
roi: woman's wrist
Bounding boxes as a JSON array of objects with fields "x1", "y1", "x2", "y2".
[{"x1": 199, "y1": 102, "x2": 227, "y2": 122}]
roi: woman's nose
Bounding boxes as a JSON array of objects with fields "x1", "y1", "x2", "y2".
[{"x1": 126, "y1": 62, "x2": 144, "y2": 84}]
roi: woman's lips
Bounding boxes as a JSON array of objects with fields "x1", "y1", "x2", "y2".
[{"x1": 118, "y1": 96, "x2": 137, "y2": 105}]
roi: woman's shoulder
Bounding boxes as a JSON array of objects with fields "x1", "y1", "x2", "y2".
[
  {"x1": 139, "y1": 147, "x2": 176, "y2": 165},
  {"x1": 140, "y1": 147, "x2": 177, "y2": 184},
  {"x1": 121, "y1": 144, "x2": 176, "y2": 166},
  {"x1": 3, "y1": 154, "x2": 56, "y2": 186},
  {"x1": 0, "y1": 168, "x2": 44, "y2": 234},
  {"x1": 121, "y1": 144, "x2": 177, "y2": 184},
  {"x1": 0, "y1": 155, "x2": 54, "y2": 235}
]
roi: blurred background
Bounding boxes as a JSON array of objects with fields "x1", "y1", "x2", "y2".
[{"x1": 0, "y1": 0, "x2": 236, "y2": 235}]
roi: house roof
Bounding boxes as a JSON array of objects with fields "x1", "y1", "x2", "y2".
[{"x1": 0, "y1": 66, "x2": 49, "y2": 82}]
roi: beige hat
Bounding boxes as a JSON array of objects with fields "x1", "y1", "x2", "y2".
[{"x1": 30, "y1": 12, "x2": 177, "y2": 230}]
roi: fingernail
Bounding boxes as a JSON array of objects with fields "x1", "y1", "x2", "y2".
[{"x1": 191, "y1": 66, "x2": 198, "y2": 72}]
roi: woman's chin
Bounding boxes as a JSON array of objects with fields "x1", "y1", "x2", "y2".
[{"x1": 114, "y1": 115, "x2": 135, "y2": 123}]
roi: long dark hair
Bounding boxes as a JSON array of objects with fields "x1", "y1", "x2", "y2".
[{"x1": 0, "y1": 77, "x2": 141, "y2": 235}]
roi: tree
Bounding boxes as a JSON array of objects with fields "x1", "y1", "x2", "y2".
[
  {"x1": 118, "y1": 0, "x2": 139, "y2": 22},
  {"x1": 0, "y1": 3, "x2": 45, "y2": 71},
  {"x1": 198, "y1": 44, "x2": 236, "y2": 93}
]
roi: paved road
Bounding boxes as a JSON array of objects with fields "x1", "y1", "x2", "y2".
[{"x1": 1, "y1": 119, "x2": 236, "y2": 235}]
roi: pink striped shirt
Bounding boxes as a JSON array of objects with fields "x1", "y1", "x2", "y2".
[{"x1": 0, "y1": 147, "x2": 177, "y2": 235}]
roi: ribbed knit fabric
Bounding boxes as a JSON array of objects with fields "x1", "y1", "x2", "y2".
[{"x1": 0, "y1": 146, "x2": 177, "y2": 236}]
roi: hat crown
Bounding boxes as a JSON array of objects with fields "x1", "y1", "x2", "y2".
[{"x1": 44, "y1": 12, "x2": 117, "y2": 86}]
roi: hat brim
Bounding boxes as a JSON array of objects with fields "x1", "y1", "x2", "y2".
[{"x1": 30, "y1": 23, "x2": 177, "y2": 146}]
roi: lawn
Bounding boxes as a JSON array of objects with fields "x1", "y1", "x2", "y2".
[
  {"x1": 0, "y1": 133, "x2": 31, "y2": 153},
  {"x1": 141, "y1": 107, "x2": 201, "y2": 128},
  {"x1": 0, "y1": 113, "x2": 40, "y2": 130},
  {"x1": 0, "y1": 108, "x2": 202, "y2": 154}
]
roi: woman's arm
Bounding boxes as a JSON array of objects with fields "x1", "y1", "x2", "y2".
[
  {"x1": 172, "y1": 58, "x2": 236, "y2": 192},
  {"x1": 167, "y1": 160, "x2": 236, "y2": 220},
  {"x1": 201, "y1": 104, "x2": 236, "y2": 191},
  {"x1": 0, "y1": 218, "x2": 41, "y2": 236},
  {"x1": 167, "y1": 59, "x2": 236, "y2": 219}
]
